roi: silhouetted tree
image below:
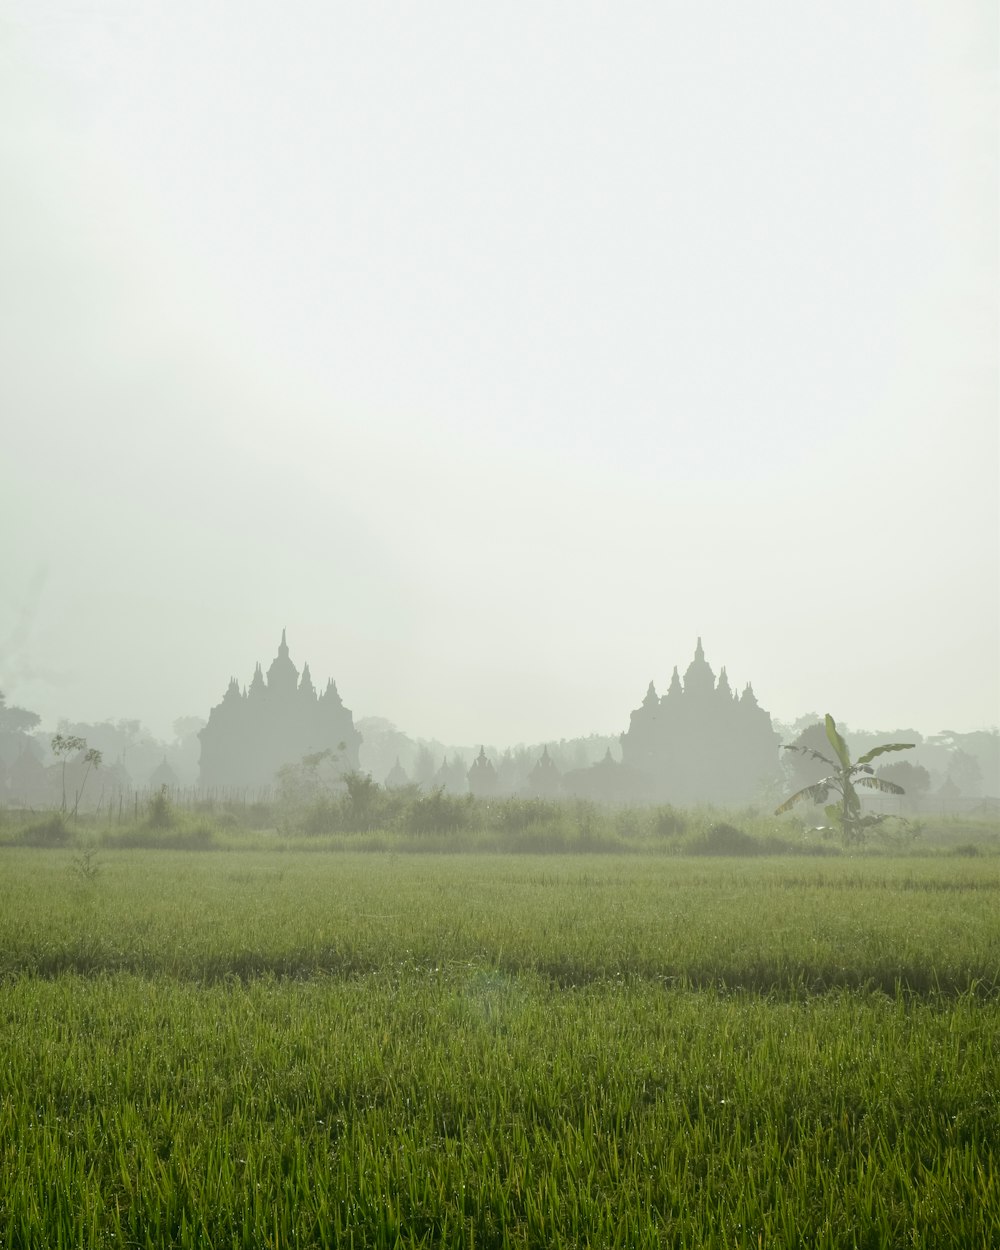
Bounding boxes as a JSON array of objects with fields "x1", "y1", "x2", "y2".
[
  {"x1": 51, "y1": 734, "x2": 87, "y2": 812},
  {"x1": 412, "y1": 744, "x2": 438, "y2": 792},
  {"x1": 876, "y1": 760, "x2": 931, "y2": 810},
  {"x1": 930, "y1": 730, "x2": 999, "y2": 796},
  {"x1": 0, "y1": 691, "x2": 41, "y2": 736},
  {"x1": 0, "y1": 692, "x2": 42, "y2": 795},
  {"x1": 783, "y1": 721, "x2": 839, "y2": 791},
  {"x1": 72, "y1": 748, "x2": 103, "y2": 817},
  {"x1": 945, "y1": 749, "x2": 983, "y2": 798}
]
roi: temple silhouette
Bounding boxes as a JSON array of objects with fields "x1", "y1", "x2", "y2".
[
  {"x1": 198, "y1": 630, "x2": 361, "y2": 789},
  {"x1": 620, "y1": 638, "x2": 781, "y2": 803}
]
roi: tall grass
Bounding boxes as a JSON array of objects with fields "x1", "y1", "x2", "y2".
[
  {"x1": 0, "y1": 973, "x2": 996, "y2": 1247},
  {"x1": 0, "y1": 852, "x2": 996, "y2": 1246},
  {"x1": 0, "y1": 852, "x2": 996, "y2": 995}
]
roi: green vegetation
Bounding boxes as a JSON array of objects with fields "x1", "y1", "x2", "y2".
[
  {"x1": 778, "y1": 714, "x2": 915, "y2": 845},
  {"x1": 10, "y1": 782, "x2": 994, "y2": 857},
  {"x1": 49, "y1": 732, "x2": 103, "y2": 816},
  {"x1": 50, "y1": 731, "x2": 87, "y2": 812},
  {"x1": 0, "y1": 847, "x2": 997, "y2": 1246}
]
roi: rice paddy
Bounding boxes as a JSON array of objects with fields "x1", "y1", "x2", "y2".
[{"x1": 0, "y1": 848, "x2": 997, "y2": 1247}]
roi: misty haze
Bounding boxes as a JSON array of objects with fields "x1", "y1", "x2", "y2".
[{"x1": 1, "y1": 3, "x2": 997, "y2": 1246}]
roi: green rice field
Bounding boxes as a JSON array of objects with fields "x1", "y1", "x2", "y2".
[{"x1": 1, "y1": 849, "x2": 997, "y2": 1247}]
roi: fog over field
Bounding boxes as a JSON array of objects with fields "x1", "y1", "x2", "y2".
[{"x1": 1, "y1": 3, "x2": 996, "y2": 746}]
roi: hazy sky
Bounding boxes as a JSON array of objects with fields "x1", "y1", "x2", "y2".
[{"x1": 2, "y1": 2, "x2": 997, "y2": 745}]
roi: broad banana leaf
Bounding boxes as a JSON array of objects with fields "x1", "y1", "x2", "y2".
[
  {"x1": 854, "y1": 775, "x2": 905, "y2": 795},
  {"x1": 775, "y1": 782, "x2": 832, "y2": 813},
  {"x1": 783, "y1": 744, "x2": 836, "y2": 768},
  {"x1": 824, "y1": 715, "x2": 852, "y2": 772},
  {"x1": 856, "y1": 742, "x2": 915, "y2": 765}
]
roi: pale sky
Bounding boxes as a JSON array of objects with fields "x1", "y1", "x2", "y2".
[{"x1": 1, "y1": 2, "x2": 997, "y2": 745}]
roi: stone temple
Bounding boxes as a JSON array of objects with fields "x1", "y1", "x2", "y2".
[
  {"x1": 198, "y1": 631, "x2": 361, "y2": 790},
  {"x1": 620, "y1": 638, "x2": 781, "y2": 804}
]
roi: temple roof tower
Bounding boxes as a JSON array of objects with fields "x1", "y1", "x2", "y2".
[
  {"x1": 384, "y1": 757, "x2": 410, "y2": 789},
  {"x1": 468, "y1": 746, "x2": 497, "y2": 798},
  {"x1": 266, "y1": 628, "x2": 299, "y2": 697},
  {"x1": 299, "y1": 662, "x2": 316, "y2": 701},
  {"x1": 683, "y1": 636, "x2": 716, "y2": 698},
  {"x1": 527, "y1": 745, "x2": 562, "y2": 798},
  {"x1": 620, "y1": 639, "x2": 781, "y2": 803},
  {"x1": 248, "y1": 663, "x2": 266, "y2": 699},
  {"x1": 199, "y1": 631, "x2": 361, "y2": 789}
]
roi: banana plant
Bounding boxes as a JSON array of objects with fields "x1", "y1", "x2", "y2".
[{"x1": 775, "y1": 714, "x2": 914, "y2": 846}]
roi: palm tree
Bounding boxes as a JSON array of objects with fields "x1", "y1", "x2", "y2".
[{"x1": 776, "y1": 715, "x2": 914, "y2": 846}]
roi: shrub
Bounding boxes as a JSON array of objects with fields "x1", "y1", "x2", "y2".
[
  {"x1": 148, "y1": 786, "x2": 174, "y2": 829},
  {"x1": 246, "y1": 802, "x2": 274, "y2": 829},
  {"x1": 343, "y1": 771, "x2": 380, "y2": 828},
  {"x1": 300, "y1": 798, "x2": 340, "y2": 836},
  {"x1": 70, "y1": 845, "x2": 102, "y2": 881},
  {"x1": 688, "y1": 822, "x2": 759, "y2": 856},
  {"x1": 654, "y1": 807, "x2": 687, "y2": 837},
  {"x1": 405, "y1": 788, "x2": 471, "y2": 835},
  {"x1": 20, "y1": 813, "x2": 71, "y2": 847},
  {"x1": 104, "y1": 823, "x2": 215, "y2": 851}
]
